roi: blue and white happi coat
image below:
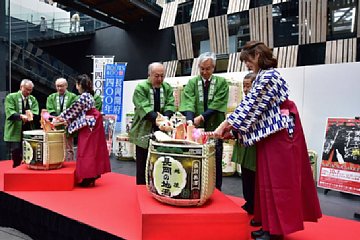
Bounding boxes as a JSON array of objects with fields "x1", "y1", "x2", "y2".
[
  {"x1": 228, "y1": 69, "x2": 294, "y2": 146},
  {"x1": 60, "y1": 92, "x2": 96, "y2": 134}
]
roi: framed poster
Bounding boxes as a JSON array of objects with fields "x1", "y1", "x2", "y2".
[{"x1": 318, "y1": 118, "x2": 360, "y2": 195}]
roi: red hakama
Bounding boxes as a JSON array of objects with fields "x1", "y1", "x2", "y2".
[
  {"x1": 76, "y1": 108, "x2": 111, "y2": 182},
  {"x1": 254, "y1": 100, "x2": 322, "y2": 235}
]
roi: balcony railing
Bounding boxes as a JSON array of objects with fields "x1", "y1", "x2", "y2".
[{"x1": 7, "y1": 15, "x2": 108, "y2": 42}]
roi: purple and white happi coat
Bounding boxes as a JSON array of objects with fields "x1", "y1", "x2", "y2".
[
  {"x1": 228, "y1": 69, "x2": 294, "y2": 146},
  {"x1": 60, "y1": 92, "x2": 96, "y2": 134}
]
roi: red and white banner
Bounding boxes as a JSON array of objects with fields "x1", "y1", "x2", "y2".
[{"x1": 318, "y1": 118, "x2": 360, "y2": 195}]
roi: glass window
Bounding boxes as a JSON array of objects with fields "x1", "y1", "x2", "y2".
[
  {"x1": 214, "y1": 56, "x2": 229, "y2": 73},
  {"x1": 250, "y1": 0, "x2": 272, "y2": 8},
  {"x1": 191, "y1": 20, "x2": 210, "y2": 57},
  {"x1": 227, "y1": 12, "x2": 250, "y2": 52},
  {"x1": 176, "y1": 59, "x2": 193, "y2": 76},
  {"x1": 175, "y1": 1, "x2": 193, "y2": 25},
  {"x1": 327, "y1": 0, "x2": 357, "y2": 41},
  {"x1": 273, "y1": 1, "x2": 299, "y2": 47},
  {"x1": 209, "y1": 0, "x2": 229, "y2": 18},
  {"x1": 297, "y1": 43, "x2": 326, "y2": 66}
]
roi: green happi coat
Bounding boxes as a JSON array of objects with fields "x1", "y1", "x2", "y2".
[
  {"x1": 129, "y1": 79, "x2": 175, "y2": 149},
  {"x1": 46, "y1": 91, "x2": 78, "y2": 116},
  {"x1": 4, "y1": 91, "x2": 39, "y2": 142},
  {"x1": 94, "y1": 94, "x2": 103, "y2": 112},
  {"x1": 179, "y1": 75, "x2": 229, "y2": 131},
  {"x1": 232, "y1": 143, "x2": 256, "y2": 171}
]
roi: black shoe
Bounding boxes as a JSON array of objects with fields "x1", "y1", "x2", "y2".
[
  {"x1": 250, "y1": 218, "x2": 262, "y2": 227},
  {"x1": 255, "y1": 231, "x2": 270, "y2": 240},
  {"x1": 241, "y1": 203, "x2": 254, "y2": 214},
  {"x1": 78, "y1": 178, "x2": 96, "y2": 187},
  {"x1": 255, "y1": 231, "x2": 283, "y2": 240},
  {"x1": 251, "y1": 229, "x2": 265, "y2": 239}
]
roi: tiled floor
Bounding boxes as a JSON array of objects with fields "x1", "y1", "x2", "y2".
[{"x1": 1, "y1": 156, "x2": 360, "y2": 240}]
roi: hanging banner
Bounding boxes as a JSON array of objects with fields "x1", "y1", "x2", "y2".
[
  {"x1": 92, "y1": 56, "x2": 114, "y2": 97},
  {"x1": 103, "y1": 63, "x2": 127, "y2": 123},
  {"x1": 318, "y1": 117, "x2": 360, "y2": 195},
  {"x1": 103, "y1": 114, "x2": 117, "y2": 156}
]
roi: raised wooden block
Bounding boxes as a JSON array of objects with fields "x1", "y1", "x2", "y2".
[
  {"x1": 136, "y1": 186, "x2": 249, "y2": 240},
  {"x1": 4, "y1": 162, "x2": 75, "y2": 191}
]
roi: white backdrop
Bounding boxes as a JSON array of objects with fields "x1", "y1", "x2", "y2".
[{"x1": 120, "y1": 62, "x2": 360, "y2": 177}]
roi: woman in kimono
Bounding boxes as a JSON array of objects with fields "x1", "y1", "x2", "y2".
[
  {"x1": 214, "y1": 41, "x2": 322, "y2": 240},
  {"x1": 56, "y1": 74, "x2": 111, "y2": 187}
]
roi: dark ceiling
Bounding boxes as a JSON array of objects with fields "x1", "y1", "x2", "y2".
[{"x1": 55, "y1": 0, "x2": 162, "y2": 29}]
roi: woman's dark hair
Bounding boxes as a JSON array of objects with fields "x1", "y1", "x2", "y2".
[
  {"x1": 240, "y1": 41, "x2": 277, "y2": 69},
  {"x1": 76, "y1": 74, "x2": 94, "y2": 96}
]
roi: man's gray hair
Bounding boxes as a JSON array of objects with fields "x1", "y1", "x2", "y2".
[
  {"x1": 55, "y1": 77, "x2": 68, "y2": 85},
  {"x1": 198, "y1": 52, "x2": 217, "y2": 66},
  {"x1": 148, "y1": 62, "x2": 164, "y2": 75},
  {"x1": 20, "y1": 79, "x2": 34, "y2": 88}
]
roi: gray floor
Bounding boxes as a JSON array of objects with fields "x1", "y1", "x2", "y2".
[{"x1": 1, "y1": 156, "x2": 360, "y2": 239}]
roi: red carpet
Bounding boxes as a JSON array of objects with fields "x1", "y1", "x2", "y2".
[
  {"x1": 1, "y1": 160, "x2": 360, "y2": 239},
  {"x1": 228, "y1": 195, "x2": 360, "y2": 240}
]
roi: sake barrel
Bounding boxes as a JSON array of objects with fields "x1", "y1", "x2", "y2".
[
  {"x1": 146, "y1": 140, "x2": 216, "y2": 206},
  {"x1": 227, "y1": 79, "x2": 242, "y2": 113},
  {"x1": 23, "y1": 130, "x2": 65, "y2": 170},
  {"x1": 125, "y1": 113, "x2": 135, "y2": 134},
  {"x1": 222, "y1": 141, "x2": 236, "y2": 176},
  {"x1": 236, "y1": 163, "x2": 242, "y2": 176},
  {"x1": 116, "y1": 134, "x2": 135, "y2": 160},
  {"x1": 308, "y1": 150, "x2": 318, "y2": 182}
]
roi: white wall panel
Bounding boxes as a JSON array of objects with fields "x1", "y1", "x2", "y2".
[{"x1": 121, "y1": 62, "x2": 360, "y2": 178}]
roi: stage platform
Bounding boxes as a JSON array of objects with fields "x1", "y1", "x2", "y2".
[
  {"x1": 0, "y1": 161, "x2": 248, "y2": 240},
  {"x1": 4, "y1": 162, "x2": 76, "y2": 191},
  {"x1": 1, "y1": 160, "x2": 360, "y2": 240}
]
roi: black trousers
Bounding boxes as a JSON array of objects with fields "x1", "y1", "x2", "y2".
[
  {"x1": 6, "y1": 142, "x2": 22, "y2": 168},
  {"x1": 215, "y1": 139, "x2": 223, "y2": 191},
  {"x1": 241, "y1": 166, "x2": 256, "y2": 213},
  {"x1": 135, "y1": 145, "x2": 148, "y2": 185}
]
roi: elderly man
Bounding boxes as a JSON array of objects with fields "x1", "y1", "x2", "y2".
[
  {"x1": 46, "y1": 77, "x2": 77, "y2": 161},
  {"x1": 129, "y1": 62, "x2": 175, "y2": 184},
  {"x1": 4, "y1": 79, "x2": 39, "y2": 167},
  {"x1": 179, "y1": 52, "x2": 229, "y2": 190}
]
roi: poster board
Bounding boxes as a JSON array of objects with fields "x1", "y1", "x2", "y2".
[{"x1": 318, "y1": 117, "x2": 360, "y2": 195}]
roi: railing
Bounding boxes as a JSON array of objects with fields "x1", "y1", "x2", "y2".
[
  {"x1": 10, "y1": 42, "x2": 78, "y2": 89},
  {"x1": 7, "y1": 15, "x2": 108, "y2": 42}
]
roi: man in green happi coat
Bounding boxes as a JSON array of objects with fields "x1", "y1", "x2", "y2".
[
  {"x1": 4, "y1": 79, "x2": 39, "y2": 167},
  {"x1": 129, "y1": 62, "x2": 175, "y2": 184},
  {"x1": 46, "y1": 77, "x2": 77, "y2": 161},
  {"x1": 46, "y1": 78, "x2": 77, "y2": 116},
  {"x1": 179, "y1": 52, "x2": 229, "y2": 190}
]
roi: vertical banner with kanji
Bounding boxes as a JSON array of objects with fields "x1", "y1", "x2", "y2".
[
  {"x1": 103, "y1": 63, "x2": 127, "y2": 124},
  {"x1": 102, "y1": 114, "x2": 117, "y2": 156},
  {"x1": 92, "y1": 56, "x2": 114, "y2": 97},
  {"x1": 318, "y1": 118, "x2": 360, "y2": 195}
]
